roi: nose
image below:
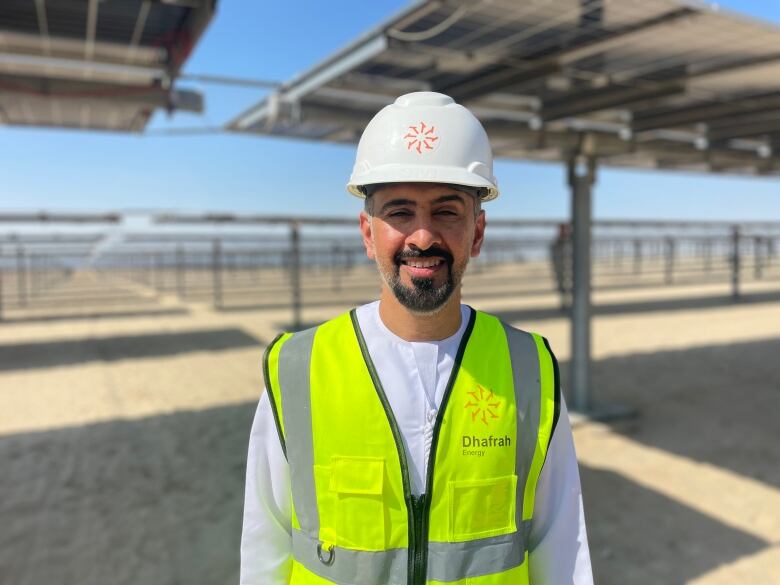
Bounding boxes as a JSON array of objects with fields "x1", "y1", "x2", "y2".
[{"x1": 406, "y1": 214, "x2": 442, "y2": 251}]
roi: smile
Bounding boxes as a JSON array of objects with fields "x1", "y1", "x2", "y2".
[{"x1": 401, "y1": 258, "x2": 444, "y2": 268}]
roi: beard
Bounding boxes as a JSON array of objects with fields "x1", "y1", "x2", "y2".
[{"x1": 376, "y1": 246, "x2": 466, "y2": 315}]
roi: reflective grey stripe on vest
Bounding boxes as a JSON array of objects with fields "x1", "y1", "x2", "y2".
[
  {"x1": 293, "y1": 529, "x2": 408, "y2": 585},
  {"x1": 278, "y1": 326, "x2": 319, "y2": 538},
  {"x1": 502, "y1": 323, "x2": 542, "y2": 548},
  {"x1": 427, "y1": 531, "x2": 525, "y2": 582}
]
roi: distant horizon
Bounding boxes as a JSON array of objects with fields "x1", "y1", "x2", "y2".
[
  {"x1": 3, "y1": 208, "x2": 780, "y2": 227},
  {"x1": 1, "y1": 0, "x2": 778, "y2": 222}
]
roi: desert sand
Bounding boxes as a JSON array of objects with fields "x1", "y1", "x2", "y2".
[{"x1": 1, "y1": 266, "x2": 779, "y2": 585}]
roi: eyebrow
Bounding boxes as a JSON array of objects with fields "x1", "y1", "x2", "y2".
[
  {"x1": 379, "y1": 198, "x2": 415, "y2": 214},
  {"x1": 433, "y1": 194, "x2": 467, "y2": 205},
  {"x1": 379, "y1": 194, "x2": 466, "y2": 214}
]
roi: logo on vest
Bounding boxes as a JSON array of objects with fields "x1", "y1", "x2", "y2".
[
  {"x1": 464, "y1": 385, "x2": 501, "y2": 426},
  {"x1": 461, "y1": 385, "x2": 510, "y2": 457}
]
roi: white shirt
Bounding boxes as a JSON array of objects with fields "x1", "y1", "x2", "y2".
[{"x1": 240, "y1": 302, "x2": 594, "y2": 584}]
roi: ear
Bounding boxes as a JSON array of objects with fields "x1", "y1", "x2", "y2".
[
  {"x1": 470, "y1": 210, "x2": 486, "y2": 258},
  {"x1": 359, "y1": 211, "x2": 376, "y2": 260}
]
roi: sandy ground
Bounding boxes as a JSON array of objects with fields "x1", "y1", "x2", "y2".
[{"x1": 1, "y1": 267, "x2": 780, "y2": 584}]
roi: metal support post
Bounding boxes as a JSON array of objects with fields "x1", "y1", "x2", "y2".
[
  {"x1": 551, "y1": 223, "x2": 571, "y2": 310},
  {"x1": 155, "y1": 253, "x2": 163, "y2": 290},
  {"x1": 290, "y1": 222, "x2": 302, "y2": 330},
  {"x1": 29, "y1": 254, "x2": 37, "y2": 298},
  {"x1": 633, "y1": 239, "x2": 641, "y2": 275},
  {"x1": 731, "y1": 226, "x2": 741, "y2": 300},
  {"x1": 16, "y1": 245, "x2": 27, "y2": 307},
  {"x1": 41, "y1": 255, "x2": 47, "y2": 290},
  {"x1": 212, "y1": 239, "x2": 223, "y2": 309},
  {"x1": 664, "y1": 237, "x2": 675, "y2": 284},
  {"x1": 145, "y1": 254, "x2": 152, "y2": 285},
  {"x1": 176, "y1": 246, "x2": 186, "y2": 298},
  {"x1": 568, "y1": 157, "x2": 596, "y2": 413},
  {"x1": 754, "y1": 237, "x2": 763, "y2": 280},
  {"x1": 252, "y1": 251, "x2": 261, "y2": 282},
  {"x1": 0, "y1": 244, "x2": 4, "y2": 321},
  {"x1": 332, "y1": 244, "x2": 341, "y2": 292}
]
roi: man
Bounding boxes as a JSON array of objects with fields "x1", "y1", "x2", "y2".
[{"x1": 241, "y1": 92, "x2": 593, "y2": 584}]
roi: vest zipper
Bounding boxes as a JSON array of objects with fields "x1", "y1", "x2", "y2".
[
  {"x1": 350, "y1": 308, "x2": 477, "y2": 585},
  {"x1": 411, "y1": 494, "x2": 426, "y2": 585},
  {"x1": 416, "y1": 309, "x2": 476, "y2": 585}
]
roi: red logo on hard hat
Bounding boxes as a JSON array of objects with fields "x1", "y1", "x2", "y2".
[{"x1": 404, "y1": 121, "x2": 438, "y2": 154}]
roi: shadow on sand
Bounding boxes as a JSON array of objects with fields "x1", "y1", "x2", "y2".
[
  {"x1": 583, "y1": 336, "x2": 780, "y2": 489},
  {"x1": 0, "y1": 328, "x2": 262, "y2": 371},
  {"x1": 581, "y1": 465, "x2": 766, "y2": 585},
  {"x1": 1, "y1": 335, "x2": 778, "y2": 584},
  {"x1": 0, "y1": 403, "x2": 254, "y2": 585},
  {"x1": 0, "y1": 307, "x2": 190, "y2": 324},
  {"x1": 491, "y1": 289, "x2": 780, "y2": 322},
  {"x1": 1, "y1": 401, "x2": 769, "y2": 585}
]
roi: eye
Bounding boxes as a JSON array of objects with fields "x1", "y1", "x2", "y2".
[
  {"x1": 388, "y1": 210, "x2": 412, "y2": 217},
  {"x1": 435, "y1": 209, "x2": 459, "y2": 216}
]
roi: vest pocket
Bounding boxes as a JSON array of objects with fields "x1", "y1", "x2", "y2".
[
  {"x1": 449, "y1": 475, "x2": 517, "y2": 541},
  {"x1": 329, "y1": 456, "x2": 387, "y2": 550}
]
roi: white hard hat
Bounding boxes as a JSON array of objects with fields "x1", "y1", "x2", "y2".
[{"x1": 347, "y1": 91, "x2": 499, "y2": 201}]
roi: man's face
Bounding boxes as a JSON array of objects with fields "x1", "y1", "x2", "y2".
[{"x1": 359, "y1": 183, "x2": 486, "y2": 314}]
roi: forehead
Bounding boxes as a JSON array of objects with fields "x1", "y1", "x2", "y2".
[{"x1": 371, "y1": 183, "x2": 470, "y2": 204}]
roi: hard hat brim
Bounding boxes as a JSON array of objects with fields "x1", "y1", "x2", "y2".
[{"x1": 347, "y1": 165, "x2": 499, "y2": 201}]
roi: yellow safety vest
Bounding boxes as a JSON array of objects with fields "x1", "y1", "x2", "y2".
[{"x1": 263, "y1": 308, "x2": 560, "y2": 585}]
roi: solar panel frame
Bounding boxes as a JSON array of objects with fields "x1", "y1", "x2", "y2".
[
  {"x1": 229, "y1": 0, "x2": 780, "y2": 176},
  {"x1": 0, "y1": 0, "x2": 216, "y2": 132}
]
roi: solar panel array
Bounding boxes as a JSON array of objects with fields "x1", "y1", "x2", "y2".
[
  {"x1": 230, "y1": 0, "x2": 780, "y2": 176},
  {"x1": 0, "y1": 0, "x2": 215, "y2": 131}
]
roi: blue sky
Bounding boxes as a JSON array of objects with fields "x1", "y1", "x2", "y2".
[{"x1": 1, "y1": 0, "x2": 778, "y2": 221}]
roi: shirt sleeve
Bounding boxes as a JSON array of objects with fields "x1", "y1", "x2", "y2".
[
  {"x1": 528, "y1": 396, "x2": 594, "y2": 585},
  {"x1": 239, "y1": 391, "x2": 293, "y2": 585}
]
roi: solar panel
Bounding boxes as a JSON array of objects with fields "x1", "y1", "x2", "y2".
[
  {"x1": 229, "y1": 0, "x2": 780, "y2": 176},
  {"x1": 0, "y1": 0, "x2": 216, "y2": 132}
]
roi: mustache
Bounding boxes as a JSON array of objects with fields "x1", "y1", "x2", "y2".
[{"x1": 394, "y1": 247, "x2": 454, "y2": 266}]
